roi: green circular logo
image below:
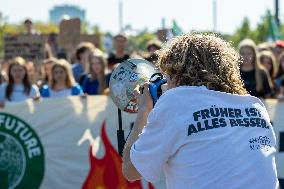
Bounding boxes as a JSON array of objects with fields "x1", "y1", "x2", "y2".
[{"x1": 0, "y1": 113, "x2": 44, "y2": 189}]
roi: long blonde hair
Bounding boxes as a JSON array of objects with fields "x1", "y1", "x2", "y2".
[
  {"x1": 158, "y1": 33, "x2": 247, "y2": 95},
  {"x1": 6, "y1": 57, "x2": 31, "y2": 100},
  {"x1": 49, "y1": 59, "x2": 75, "y2": 89},
  {"x1": 238, "y1": 39, "x2": 274, "y2": 92},
  {"x1": 259, "y1": 50, "x2": 277, "y2": 80},
  {"x1": 87, "y1": 49, "x2": 107, "y2": 94}
]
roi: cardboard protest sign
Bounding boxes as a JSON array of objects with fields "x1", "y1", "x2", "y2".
[
  {"x1": 4, "y1": 35, "x2": 45, "y2": 61},
  {"x1": 58, "y1": 18, "x2": 81, "y2": 51},
  {"x1": 80, "y1": 34, "x2": 100, "y2": 48}
]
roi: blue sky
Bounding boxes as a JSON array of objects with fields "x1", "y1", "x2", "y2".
[{"x1": 0, "y1": 0, "x2": 278, "y2": 34}]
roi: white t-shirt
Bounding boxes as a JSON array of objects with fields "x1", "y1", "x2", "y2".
[
  {"x1": 49, "y1": 88, "x2": 72, "y2": 98},
  {"x1": 0, "y1": 83, "x2": 39, "y2": 102},
  {"x1": 130, "y1": 86, "x2": 278, "y2": 189}
]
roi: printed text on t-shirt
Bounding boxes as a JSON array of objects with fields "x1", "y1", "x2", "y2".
[{"x1": 188, "y1": 105, "x2": 269, "y2": 136}]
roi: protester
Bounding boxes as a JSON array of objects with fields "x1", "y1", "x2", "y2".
[
  {"x1": 273, "y1": 40, "x2": 284, "y2": 63},
  {"x1": 79, "y1": 49, "x2": 110, "y2": 95},
  {"x1": 144, "y1": 39, "x2": 162, "y2": 65},
  {"x1": 72, "y1": 42, "x2": 95, "y2": 82},
  {"x1": 25, "y1": 61, "x2": 36, "y2": 84},
  {"x1": 0, "y1": 71, "x2": 7, "y2": 85},
  {"x1": 0, "y1": 57, "x2": 40, "y2": 106},
  {"x1": 23, "y1": 19, "x2": 39, "y2": 35},
  {"x1": 38, "y1": 57, "x2": 57, "y2": 88},
  {"x1": 239, "y1": 39, "x2": 274, "y2": 98},
  {"x1": 107, "y1": 33, "x2": 130, "y2": 71},
  {"x1": 259, "y1": 50, "x2": 278, "y2": 96},
  {"x1": 257, "y1": 42, "x2": 272, "y2": 52},
  {"x1": 259, "y1": 50, "x2": 277, "y2": 79},
  {"x1": 41, "y1": 59, "x2": 83, "y2": 97},
  {"x1": 0, "y1": 59, "x2": 7, "y2": 84},
  {"x1": 122, "y1": 33, "x2": 278, "y2": 189},
  {"x1": 47, "y1": 32, "x2": 58, "y2": 57},
  {"x1": 275, "y1": 52, "x2": 284, "y2": 89}
]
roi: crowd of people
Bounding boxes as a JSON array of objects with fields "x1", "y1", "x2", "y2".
[
  {"x1": 239, "y1": 39, "x2": 284, "y2": 99},
  {"x1": 0, "y1": 19, "x2": 284, "y2": 107},
  {"x1": 0, "y1": 28, "x2": 163, "y2": 107}
]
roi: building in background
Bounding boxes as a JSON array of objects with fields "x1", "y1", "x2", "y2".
[{"x1": 49, "y1": 5, "x2": 86, "y2": 24}]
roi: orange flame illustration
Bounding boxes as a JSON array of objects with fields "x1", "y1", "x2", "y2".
[{"x1": 82, "y1": 121, "x2": 155, "y2": 189}]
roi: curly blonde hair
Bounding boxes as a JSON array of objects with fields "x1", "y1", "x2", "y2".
[{"x1": 157, "y1": 33, "x2": 247, "y2": 95}]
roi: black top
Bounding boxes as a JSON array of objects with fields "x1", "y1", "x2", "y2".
[
  {"x1": 107, "y1": 52, "x2": 130, "y2": 69},
  {"x1": 240, "y1": 69, "x2": 272, "y2": 98}
]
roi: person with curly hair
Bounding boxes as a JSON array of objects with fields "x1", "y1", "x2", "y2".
[{"x1": 122, "y1": 33, "x2": 278, "y2": 189}]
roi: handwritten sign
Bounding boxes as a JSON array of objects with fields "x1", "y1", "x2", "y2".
[
  {"x1": 4, "y1": 35, "x2": 45, "y2": 61},
  {"x1": 80, "y1": 34, "x2": 100, "y2": 48},
  {"x1": 58, "y1": 18, "x2": 81, "y2": 50}
]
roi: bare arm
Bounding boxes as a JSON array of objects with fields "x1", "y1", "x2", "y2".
[{"x1": 122, "y1": 83, "x2": 153, "y2": 181}]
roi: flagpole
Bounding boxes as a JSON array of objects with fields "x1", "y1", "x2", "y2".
[
  {"x1": 119, "y1": 0, "x2": 124, "y2": 32},
  {"x1": 275, "y1": 0, "x2": 280, "y2": 26},
  {"x1": 213, "y1": 0, "x2": 217, "y2": 32}
]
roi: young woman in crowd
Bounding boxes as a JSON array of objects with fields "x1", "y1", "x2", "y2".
[
  {"x1": 0, "y1": 57, "x2": 40, "y2": 106},
  {"x1": 275, "y1": 52, "x2": 284, "y2": 88},
  {"x1": 239, "y1": 39, "x2": 274, "y2": 98},
  {"x1": 259, "y1": 51, "x2": 277, "y2": 80},
  {"x1": 41, "y1": 59, "x2": 83, "y2": 97},
  {"x1": 259, "y1": 50, "x2": 278, "y2": 95},
  {"x1": 38, "y1": 57, "x2": 57, "y2": 88},
  {"x1": 107, "y1": 33, "x2": 130, "y2": 71},
  {"x1": 25, "y1": 61, "x2": 36, "y2": 84},
  {"x1": 79, "y1": 50, "x2": 110, "y2": 95},
  {"x1": 72, "y1": 42, "x2": 95, "y2": 82},
  {"x1": 275, "y1": 52, "x2": 284, "y2": 100}
]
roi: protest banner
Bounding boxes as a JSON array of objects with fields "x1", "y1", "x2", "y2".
[
  {"x1": 0, "y1": 97, "x2": 283, "y2": 188},
  {"x1": 0, "y1": 96, "x2": 161, "y2": 189},
  {"x1": 4, "y1": 34, "x2": 45, "y2": 61},
  {"x1": 58, "y1": 18, "x2": 81, "y2": 52}
]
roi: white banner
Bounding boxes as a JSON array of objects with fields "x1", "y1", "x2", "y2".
[{"x1": 0, "y1": 97, "x2": 283, "y2": 189}]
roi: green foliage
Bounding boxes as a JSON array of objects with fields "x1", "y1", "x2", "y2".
[
  {"x1": 92, "y1": 25, "x2": 104, "y2": 50},
  {"x1": 127, "y1": 30, "x2": 156, "y2": 52},
  {"x1": 228, "y1": 10, "x2": 283, "y2": 47},
  {"x1": 34, "y1": 22, "x2": 58, "y2": 34},
  {"x1": 0, "y1": 13, "x2": 8, "y2": 58},
  {"x1": 228, "y1": 17, "x2": 252, "y2": 47},
  {"x1": 251, "y1": 10, "x2": 270, "y2": 43},
  {"x1": 81, "y1": 21, "x2": 91, "y2": 34},
  {"x1": 0, "y1": 10, "x2": 283, "y2": 58}
]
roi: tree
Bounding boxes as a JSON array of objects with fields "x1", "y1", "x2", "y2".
[
  {"x1": 127, "y1": 29, "x2": 156, "y2": 52},
  {"x1": 229, "y1": 17, "x2": 252, "y2": 47},
  {"x1": 251, "y1": 10, "x2": 272, "y2": 43},
  {"x1": 34, "y1": 22, "x2": 58, "y2": 34},
  {"x1": 92, "y1": 25, "x2": 104, "y2": 50},
  {"x1": 229, "y1": 10, "x2": 284, "y2": 47},
  {"x1": 0, "y1": 12, "x2": 8, "y2": 58}
]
